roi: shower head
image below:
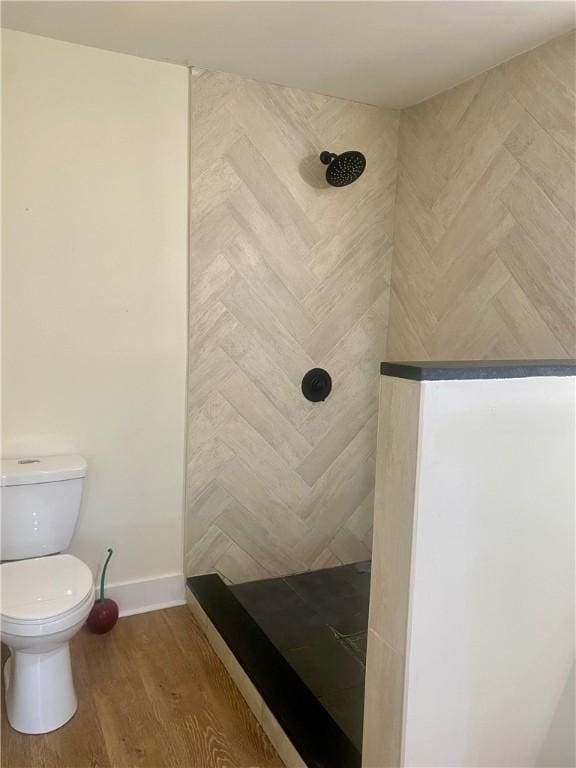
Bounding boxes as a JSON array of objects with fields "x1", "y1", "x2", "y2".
[{"x1": 320, "y1": 150, "x2": 366, "y2": 187}]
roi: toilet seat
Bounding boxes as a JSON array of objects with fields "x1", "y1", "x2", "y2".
[{"x1": 1, "y1": 554, "x2": 94, "y2": 637}]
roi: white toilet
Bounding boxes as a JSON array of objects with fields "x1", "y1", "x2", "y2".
[{"x1": 0, "y1": 455, "x2": 95, "y2": 734}]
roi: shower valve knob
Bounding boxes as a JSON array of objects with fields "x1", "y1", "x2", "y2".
[{"x1": 302, "y1": 369, "x2": 332, "y2": 402}]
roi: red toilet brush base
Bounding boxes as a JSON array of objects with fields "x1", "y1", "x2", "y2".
[{"x1": 86, "y1": 598, "x2": 118, "y2": 634}]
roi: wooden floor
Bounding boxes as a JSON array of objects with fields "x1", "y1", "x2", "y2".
[{"x1": 1, "y1": 606, "x2": 283, "y2": 768}]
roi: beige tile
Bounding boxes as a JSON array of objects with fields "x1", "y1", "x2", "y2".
[
  {"x1": 310, "y1": 548, "x2": 343, "y2": 570},
  {"x1": 388, "y1": 34, "x2": 575, "y2": 362},
  {"x1": 369, "y1": 377, "x2": 421, "y2": 654},
  {"x1": 497, "y1": 224, "x2": 575, "y2": 355},
  {"x1": 329, "y1": 527, "x2": 372, "y2": 564},
  {"x1": 363, "y1": 630, "x2": 406, "y2": 768},
  {"x1": 215, "y1": 542, "x2": 272, "y2": 584},
  {"x1": 505, "y1": 110, "x2": 575, "y2": 227},
  {"x1": 221, "y1": 367, "x2": 312, "y2": 468},
  {"x1": 184, "y1": 524, "x2": 231, "y2": 576},
  {"x1": 187, "y1": 67, "x2": 398, "y2": 580}
]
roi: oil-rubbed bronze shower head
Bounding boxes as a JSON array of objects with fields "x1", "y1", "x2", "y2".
[{"x1": 320, "y1": 150, "x2": 366, "y2": 187}]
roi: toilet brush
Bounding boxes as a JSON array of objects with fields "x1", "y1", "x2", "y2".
[{"x1": 86, "y1": 548, "x2": 119, "y2": 634}]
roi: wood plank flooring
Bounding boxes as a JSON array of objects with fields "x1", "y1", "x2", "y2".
[{"x1": 1, "y1": 607, "x2": 283, "y2": 768}]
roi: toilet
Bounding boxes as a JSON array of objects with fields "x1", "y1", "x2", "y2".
[{"x1": 0, "y1": 455, "x2": 95, "y2": 734}]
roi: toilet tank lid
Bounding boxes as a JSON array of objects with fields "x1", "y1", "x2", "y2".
[{"x1": 1, "y1": 455, "x2": 87, "y2": 486}]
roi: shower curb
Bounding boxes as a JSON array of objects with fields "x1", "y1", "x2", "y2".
[{"x1": 186, "y1": 575, "x2": 362, "y2": 768}]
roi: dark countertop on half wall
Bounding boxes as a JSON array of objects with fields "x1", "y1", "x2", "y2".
[{"x1": 380, "y1": 360, "x2": 576, "y2": 381}]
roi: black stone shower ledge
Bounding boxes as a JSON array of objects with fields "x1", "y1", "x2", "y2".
[
  {"x1": 187, "y1": 575, "x2": 361, "y2": 768},
  {"x1": 380, "y1": 359, "x2": 576, "y2": 381}
]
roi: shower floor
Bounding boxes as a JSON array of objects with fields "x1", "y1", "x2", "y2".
[{"x1": 230, "y1": 561, "x2": 371, "y2": 750}]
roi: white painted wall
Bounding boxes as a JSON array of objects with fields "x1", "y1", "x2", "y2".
[
  {"x1": 3, "y1": 2, "x2": 574, "y2": 108},
  {"x1": 404, "y1": 376, "x2": 575, "y2": 767},
  {"x1": 2, "y1": 31, "x2": 189, "y2": 597}
]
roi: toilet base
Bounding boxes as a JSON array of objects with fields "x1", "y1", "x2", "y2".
[{"x1": 4, "y1": 643, "x2": 78, "y2": 734}]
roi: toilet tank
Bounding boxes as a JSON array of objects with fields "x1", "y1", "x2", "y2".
[{"x1": 0, "y1": 455, "x2": 87, "y2": 560}]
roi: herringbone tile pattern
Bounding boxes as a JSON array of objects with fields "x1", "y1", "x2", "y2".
[
  {"x1": 387, "y1": 32, "x2": 576, "y2": 361},
  {"x1": 186, "y1": 70, "x2": 399, "y2": 581},
  {"x1": 187, "y1": 33, "x2": 575, "y2": 583}
]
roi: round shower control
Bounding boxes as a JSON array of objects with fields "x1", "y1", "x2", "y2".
[{"x1": 302, "y1": 368, "x2": 332, "y2": 402}]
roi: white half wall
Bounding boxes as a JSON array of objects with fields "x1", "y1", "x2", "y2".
[
  {"x1": 404, "y1": 376, "x2": 575, "y2": 767},
  {"x1": 2, "y1": 30, "x2": 189, "y2": 590}
]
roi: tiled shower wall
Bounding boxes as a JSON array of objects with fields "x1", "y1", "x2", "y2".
[
  {"x1": 387, "y1": 31, "x2": 576, "y2": 360},
  {"x1": 185, "y1": 69, "x2": 399, "y2": 581},
  {"x1": 185, "y1": 33, "x2": 575, "y2": 584}
]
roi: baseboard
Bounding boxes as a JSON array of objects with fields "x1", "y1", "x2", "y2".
[{"x1": 106, "y1": 573, "x2": 186, "y2": 617}]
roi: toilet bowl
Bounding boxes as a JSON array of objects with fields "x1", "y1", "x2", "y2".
[{"x1": 1, "y1": 553, "x2": 95, "y2": 734}]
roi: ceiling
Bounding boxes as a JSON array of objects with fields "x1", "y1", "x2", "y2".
[{"x1": 2, "y1": 1, "x2": 574, "y2": 108}]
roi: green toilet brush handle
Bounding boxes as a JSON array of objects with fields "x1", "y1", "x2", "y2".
[{"x1": 99, "y1": 548, "x2": 113, "y2": 602}]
